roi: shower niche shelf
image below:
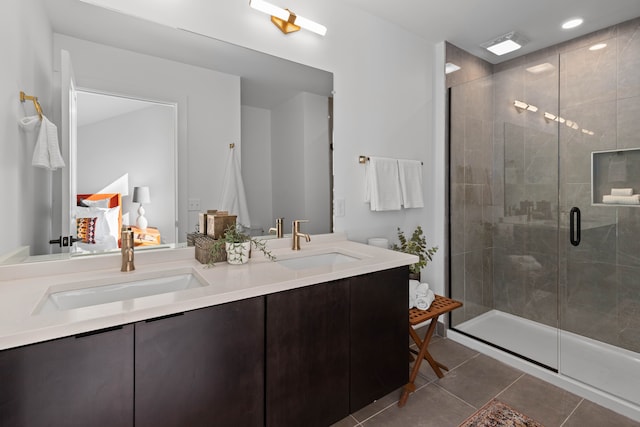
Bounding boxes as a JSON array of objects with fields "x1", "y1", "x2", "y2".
[{"x1": 592, "y1": 148, "x2": 640, "y2": 207}]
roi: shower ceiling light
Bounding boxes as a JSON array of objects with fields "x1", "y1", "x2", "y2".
[
  {"x1": 589, "y1": 43, "x2": 607, "y2": 51},
  {"x1": 562, "y1": 18, "x2": 583, "y2": 29},
  {"x1": 481, "y1": 31, "x2": 527, "y2": 56},
  {"x1": 249, "y1": 0, "x2": 327, "y2": 36}
]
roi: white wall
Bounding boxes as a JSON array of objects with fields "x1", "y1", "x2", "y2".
[
  {"x1": 53, "y1": 34, "x2": 241, "y2": 242},
  {"x1": 241, "y1": 105, "x2": 273, "y2": 234},
  {"x1": 78, "y1": 105, "x2": 176, "y2": 243},
  {"x1": 303, "y1": 93, "x2": 331, "y2": 235},
  {"x1": 0, "y1": 0, "x2": 54, "y2": 258},
  {"x1": 88, "y1": 0, "x2": 441, "y2": 285}
]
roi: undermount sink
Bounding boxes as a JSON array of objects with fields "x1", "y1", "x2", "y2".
[
  {"x1": 276, "y1": 252, "x2": 360, "y2": 270},
  {"x1": 35, "y1": 270, "x2": 206, "y2": 314}
]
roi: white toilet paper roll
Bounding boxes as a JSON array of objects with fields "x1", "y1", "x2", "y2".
[{"x1": 367, "y1": 238, "x2": 389, "y2": 248}]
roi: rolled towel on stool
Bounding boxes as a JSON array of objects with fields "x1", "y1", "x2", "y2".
[{"x1": 416, "y1": 289, "x2": 435, "y2": 310}]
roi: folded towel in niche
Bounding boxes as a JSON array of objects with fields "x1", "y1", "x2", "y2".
[
  {"x1": 610, "y1": 188, "x2": 634, "y2": 196},
  {"x1": 602, "y1": 194, "x2": 640, "y2": 205}
]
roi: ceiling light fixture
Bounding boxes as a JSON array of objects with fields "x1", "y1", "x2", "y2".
[
  {"x1": 445, "y1": 62, "x2": 461, "y2": 74},
  {"x1": 562, "y1": 18, "x2": 583, "y2": 29},
  {"x1": 589, "y1": 43, "x2": 607, "y2": 51},
  {"x1": 481, "y1": 32, "x2": 527, "y2": 56},
  {"x1": 249, "y1": 0, "x2": 327, "y2": 36}
]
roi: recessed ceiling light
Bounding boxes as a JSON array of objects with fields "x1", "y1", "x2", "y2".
[
  {"x1": 481, "y1": 32, "x2": 527, "y2": 56},
  {"x1": 445, "y1": 62, "x2": 461, "y2": 74},
  {"x1": 562, "y1": 18, "x2": 583, "y2": 29},
  {"x1": 589, "y1": 43, "x2": 607, "y2": 51}
]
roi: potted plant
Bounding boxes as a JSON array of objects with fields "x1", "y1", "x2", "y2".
[
  {"x1": 210, "y1": 225, "x2": 275, "y2": 265},
  {"x1": 391, "y1": 226, "x2": 438, "y2": 280}
]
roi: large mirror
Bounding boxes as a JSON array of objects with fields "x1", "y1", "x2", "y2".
[{"x1": 6, "y1": 0, "x2": 333, "y2": 263}]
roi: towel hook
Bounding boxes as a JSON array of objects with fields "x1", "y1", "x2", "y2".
[{"x1": 20, "y1": 91, "x2": 43, "y2": 120}]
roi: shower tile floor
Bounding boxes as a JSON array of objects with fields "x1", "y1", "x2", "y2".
[{"x1": 333, "y1": 336, "x2": 640, "y2": 427}]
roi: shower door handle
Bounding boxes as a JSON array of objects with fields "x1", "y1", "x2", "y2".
[{"x1": 570, "y1": 207, "x2": 581, "y2": 246}]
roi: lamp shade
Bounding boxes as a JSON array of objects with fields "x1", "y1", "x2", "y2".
[{"x1": 132, "y1": 186, "x2": 151, "y2": 204}]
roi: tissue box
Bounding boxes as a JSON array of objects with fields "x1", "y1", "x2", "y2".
[{"x1": 206, "y1": 214, "x2": 237, "y2": 239}]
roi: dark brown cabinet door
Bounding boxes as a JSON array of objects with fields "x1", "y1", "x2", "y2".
[
  {"x1": 0, "y1": 325, "x2": 134, "y2": 427},
  {"x1": 134, "y1": 297, "x2": 264, "y2": 427},
  {"x1": 350, "y1": 266, "x2": 408, "y2": 412},
  {"x1": 266, "y1": 279, "x2": 350, "y2": 427}
]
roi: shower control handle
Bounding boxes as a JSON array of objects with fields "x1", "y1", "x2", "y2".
[{"x1": 570, "y1": 207, "x2": 581, "y2": 246}]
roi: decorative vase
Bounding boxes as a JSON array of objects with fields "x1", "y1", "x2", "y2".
[{"x1": 225, "y1": 241, "x2": 251, "y2": 265}]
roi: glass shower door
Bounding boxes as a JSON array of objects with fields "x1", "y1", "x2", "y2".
[
  {"x1": 558, "y1": 31, "x2": 640, "y2": 406},
  {"x1": 449, "y1": 53, "x2": 560, "y2": 370}
]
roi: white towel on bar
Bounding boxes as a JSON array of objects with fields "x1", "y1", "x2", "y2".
[
  {"x1": 602, "y1": 194, "x2": 640, "y2": 205},
  {"x1": 19, "y1": 115, "x2": 66, "y2": 170},
  {"x1": 365, "y1": 157, "x2": 402, "y2": 211},
  {"x1": 219, "y1": 146, "x2": 251, "y2": 227},
  {"x1": 398, "y1": 159, "x2": 424, "y2": 208},
  {"x1": 610, "y1": 188, "x2": 633, "y2": 196}
]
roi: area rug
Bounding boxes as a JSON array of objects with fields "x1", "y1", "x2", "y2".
[{"x1": 459, "y1": 399, "x2": 545, "y2": 427}]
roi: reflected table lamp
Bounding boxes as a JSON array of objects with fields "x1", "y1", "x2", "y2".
[{"x1": 132, "y1": 186, "x2": 151, "y2": 230}]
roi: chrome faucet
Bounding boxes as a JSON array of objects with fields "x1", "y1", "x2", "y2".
[
  {"x1": 121, "y1": 226, "x2": 135, "y2": 272},
  {"x1": 291, "y1": 220, "x2": 311, "y2": 250},
  {"x1": 269, "y1": 217, "x2": 284, "y2": 238}
]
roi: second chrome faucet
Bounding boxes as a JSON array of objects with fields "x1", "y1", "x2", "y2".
[{"x1": 292, "y1": 220, "x2": 310, "y2": 250}]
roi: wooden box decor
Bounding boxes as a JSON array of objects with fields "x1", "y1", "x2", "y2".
[
  {"x1": 206, "y1": 212, "x2": 237, "y2": 239},
  {"x1": 194, "y1": 235, "x2": 227, "y2": 264}
]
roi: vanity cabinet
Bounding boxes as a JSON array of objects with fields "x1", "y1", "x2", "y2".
[
  {"x1": 134, "y1": 297, "x2": 265, "y2": 427},
  {"x1": 0, "y1": 325, "x2": 134, "y2": 427},
  {"x1": 266, "y1": 279, "x2": 350, "y2": 427},
  {"x1": 265, "y1": 266, "x2": 408, "y2": 425},
  {"x1": 349, "y1": 266, "x2": 408, "y2": 411}
]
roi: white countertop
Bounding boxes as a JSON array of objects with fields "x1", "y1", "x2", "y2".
[{"x1": 0, "y1": 233, "x2": 417, "y2": 350}]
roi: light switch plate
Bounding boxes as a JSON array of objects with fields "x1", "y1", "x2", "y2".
[{"x1": 335, "y1": 198, "x2": 345, "y2": 217}]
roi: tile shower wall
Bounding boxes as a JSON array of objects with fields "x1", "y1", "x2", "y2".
[{"x1": 448, "y1": 17, "x2": 640, "y2": 354}]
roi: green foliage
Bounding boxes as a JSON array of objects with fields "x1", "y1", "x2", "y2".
[
  {"x1": 391, "y1": 226, "x2": 438, "y2": 276},
  {"x1": 209, "y1": 224, "x2": 275, "y2": 265}
]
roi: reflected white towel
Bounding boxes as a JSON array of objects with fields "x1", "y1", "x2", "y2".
[
  {"x1": 19, "y1": 115, "x2": 65, "y2": 170},
  {"x1": 365, "y1": 157, "x2": 402, "y2": 211},
  {"x1": 603, "y1": 194, "x2": 640, "y2": 205},
  {"x1": 219, "y1": 146, "x2": 251, "y2": 227},
  {"x1": 398, "y1": 159, "x2": 424, "y2": 208},
  {"x1": 610, "y1": 188, "x2": 633, "y2": 196}
]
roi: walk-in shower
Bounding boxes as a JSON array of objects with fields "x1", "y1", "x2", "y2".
[{"x1": 447, "y1": 17, "x2": 640, "y2": 420}]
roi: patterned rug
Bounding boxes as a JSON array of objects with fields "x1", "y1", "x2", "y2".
[{"x1": 459, "y1": 399, "x2": 545, "y2": 427}]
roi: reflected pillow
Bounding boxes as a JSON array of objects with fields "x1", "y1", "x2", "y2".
[
  {"x1": 76, "y1": 217, "x2": 98, "y2": 244},
  {"x1": 74, "y1": 206, "x2": 119, "y2": 243}
]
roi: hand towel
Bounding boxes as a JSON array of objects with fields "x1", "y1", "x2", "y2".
[
  {"x1": 219, "y1": 146, "x2": 251, "y2": 227},
  {"x1": 602, "y1": 194, "x2": 640, "y2": 205},
  {"x1": 19, "y1": 115, "x2": 66, "y2": 170},
  {"x1": 398, "y1": 159, "x2": 424, "y2": 208},
  {"x1": 365, "y1": 157, "x2": 402, "y2": 211},
  {"x1": 610, "y1": 188, "x2": 633, "y2": 196}
]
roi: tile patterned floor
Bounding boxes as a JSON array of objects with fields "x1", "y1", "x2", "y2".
[{"x1": 333, "y1": 336, "x2": 640, "y2": 427}]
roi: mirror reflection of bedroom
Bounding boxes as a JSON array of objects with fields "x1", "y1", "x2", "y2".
[{"x1": 73, "y1": 90, "x2": 177, "y2": 255}]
